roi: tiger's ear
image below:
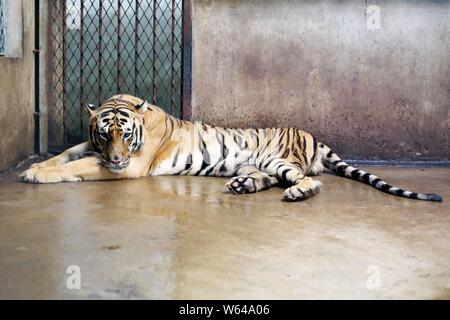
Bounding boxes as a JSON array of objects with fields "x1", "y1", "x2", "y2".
[
  {"x1": 135, "y1": 100, "x2": 148, "y2": 113},
  {"x1": 83, "y1": 103, "x2": 96, "y2": 116}
]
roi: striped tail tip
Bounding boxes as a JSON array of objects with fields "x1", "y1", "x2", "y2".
[
  {"x1": 320, "y1": 143, "x2": 444, "y2": 203},
  {"x1": 425, "y1": 193, "x2": 443, "y2": 202}
]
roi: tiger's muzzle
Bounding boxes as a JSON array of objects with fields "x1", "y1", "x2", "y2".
[{"x1": 101, "y1": 157, "x2": 130, "y2": 173}]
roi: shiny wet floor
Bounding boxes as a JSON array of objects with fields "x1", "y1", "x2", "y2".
[{"x1": 0, "y1": 166, "x2": 449, "y2": 299}]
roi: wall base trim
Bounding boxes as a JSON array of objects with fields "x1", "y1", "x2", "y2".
[{"x1": 344, "y1": 160, "x2": 450, "y2": 167}]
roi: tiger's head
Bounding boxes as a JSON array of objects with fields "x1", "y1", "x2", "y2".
[{"x1": 85, "y1": 95, "x2": 148, "y2": 173}]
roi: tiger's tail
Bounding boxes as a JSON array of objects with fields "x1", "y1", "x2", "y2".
[{"x1": 319, "y1": 143, "x2": 443, "y2": 202}]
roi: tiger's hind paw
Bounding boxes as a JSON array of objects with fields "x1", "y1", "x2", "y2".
[
  {"x1": 226, "y1": 176, "x2": 256, "y2": 194},
  {"x1": 282, "y1": 179, "x2": 321, "y2": 201}
]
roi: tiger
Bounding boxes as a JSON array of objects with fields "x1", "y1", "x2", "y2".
[{"x1": 20, "y1": 94, "x2": 442, "y2": 202}]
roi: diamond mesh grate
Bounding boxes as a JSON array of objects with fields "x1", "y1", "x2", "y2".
[{"x1": 49, "y1": 0, "x2": 183, "y2": 146}]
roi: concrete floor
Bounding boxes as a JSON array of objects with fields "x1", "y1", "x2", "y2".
[{"x1": 0, "y1": 165, "x2": 449, "y2": 299}]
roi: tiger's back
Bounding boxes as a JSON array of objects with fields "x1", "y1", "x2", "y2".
[{"x1": 149, "y1": 122, "x2": 320, "y2": 178}]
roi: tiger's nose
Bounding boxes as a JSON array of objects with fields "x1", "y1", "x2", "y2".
[{"x1": 110, "y1": 156, "x2": 121, "y2": 164}]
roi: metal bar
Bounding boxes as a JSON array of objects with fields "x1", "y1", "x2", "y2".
[
  {"x1": 116, "y1": 0, "x2": 122, "y2": 92},
  {"x1": 152, "y1": 0, "x2": 157, "y2": 104},
  {"x1": 80, "y1": 0, "x2": 85, "y2": 139},
  {"x1": 46, "y1": 0, "x2": 54, "y2": 148},
  {"x1": 98, "y1": 0, "x2": 103, "y2": 104},
  {"x1": 62, "y1": 0, "x2": 67, "y2": 144},
  {"x1": 182, "y1": 0, "x2": 192, "y2": 120},
  {"x1": 134, "y1": 0, "x2": 139, "y2": 97},
  {"x1": 34, "y1": 0, "x2": 40, "y2": 154},
  {"x1": 170, "y1": 0, "x2": 176, "y2": 115},
  {"x1": 0, "y1": 0, "x2": 5, "y2": 54}
]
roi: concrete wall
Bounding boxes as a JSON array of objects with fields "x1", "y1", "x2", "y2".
[
  {"x1": 191, "y1": 0, "x2": 450, "y2": 160},
  {"x1": 0, "y1": 1, "x2": 35, "y2": 171}
]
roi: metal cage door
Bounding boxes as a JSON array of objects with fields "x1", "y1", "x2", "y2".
[{"x1": 47, "y1": 0, "x2": 189, "y2": 150}]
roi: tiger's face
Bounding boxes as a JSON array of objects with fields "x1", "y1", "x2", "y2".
[{"x1": 85, "y1": 98, "x2": 147, "y2": 173}]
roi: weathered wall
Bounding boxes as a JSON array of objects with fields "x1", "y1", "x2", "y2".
[
  {"x1": 0, "y1": 1, "x2": 35, "y2": 171},
  {"x1": 191, "y1": 0, "x2": 450, "y2": 160}
]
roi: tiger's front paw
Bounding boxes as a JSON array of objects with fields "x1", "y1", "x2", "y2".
[
  {"x1": 19, "y1": 168, "x2": 37, "y2": 183},
  {"x1": 20, "y1": 168, "x2": 79, "y2": 184},
  {"x1": 226, "y1": 176, "x2": 256, "y2": 194},
  {"x1": 20, "y1": 168, "x2": 61, "y2": 184}
]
